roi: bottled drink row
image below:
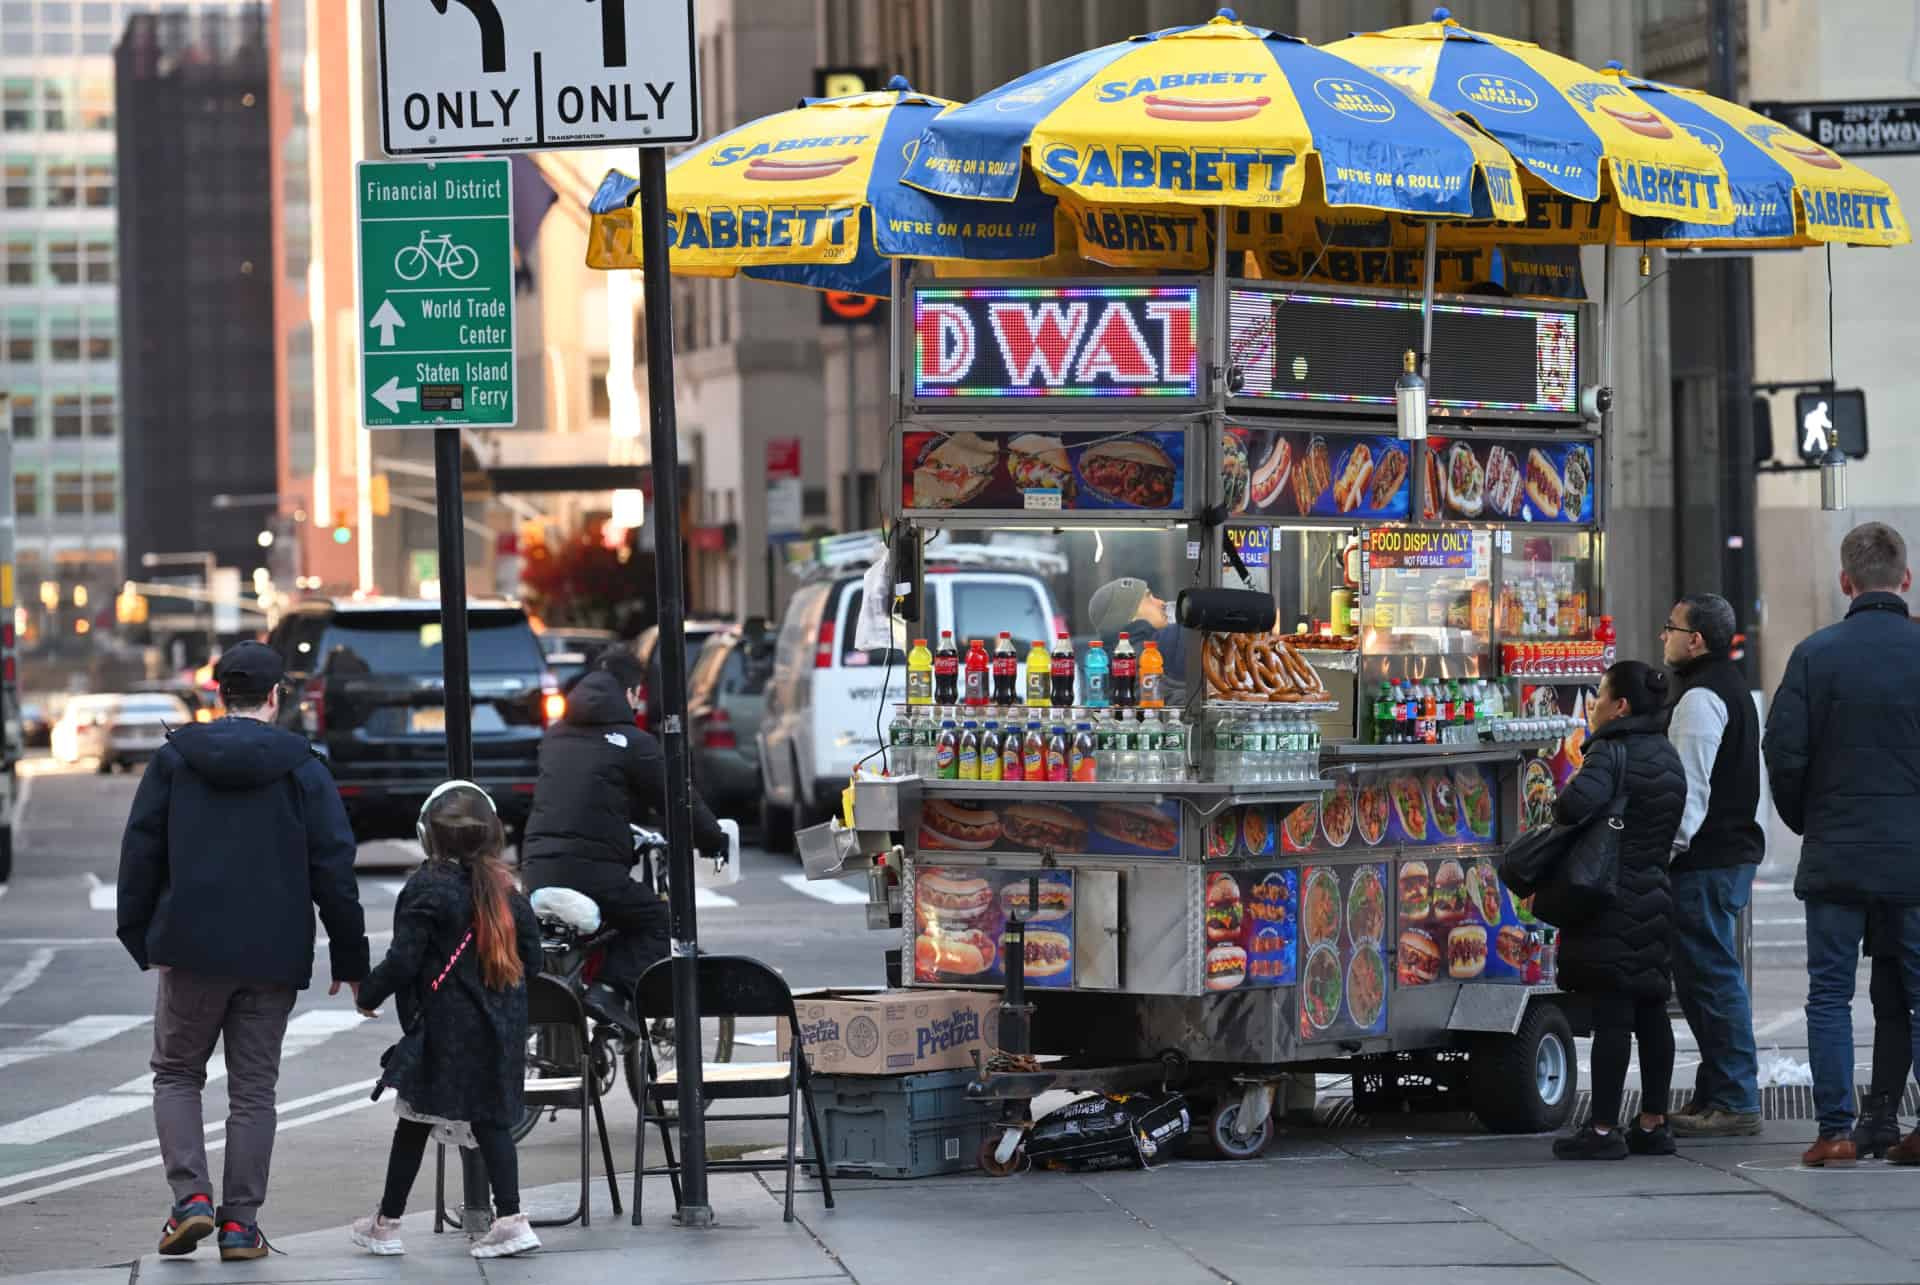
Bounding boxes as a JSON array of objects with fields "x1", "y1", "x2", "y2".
[
  {"x1": 888, "y1": 705, "x2": 1189, "y2": 784},
  {"x1": 1207, "y1": 709, "x2": 1324, "y2": 784},
  {"x1": 1371, "y1": 678, "x2": 1505, "y2": 745},
  {"x1": 907, "y1": 630, "x2": 1166, "y2": 709}
]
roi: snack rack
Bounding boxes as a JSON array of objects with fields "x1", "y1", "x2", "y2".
[{"x1": 840, "y1": 269, "x2": 1608, "y2": 1163}]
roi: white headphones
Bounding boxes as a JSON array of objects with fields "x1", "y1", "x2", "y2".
[{"x1": 416, "y1": 779, "x2": 498, "y2": 853}]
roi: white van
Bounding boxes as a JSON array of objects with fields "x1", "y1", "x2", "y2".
[{"x1": 757, "y1": 537, "x2": 1066, "y2": 851}]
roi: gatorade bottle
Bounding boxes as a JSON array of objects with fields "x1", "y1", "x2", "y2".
[
  {"x1": 933, "y1": 631, "x2": 959, "y2": 705},
  {"x1": 1083, "y1": 640, "x2": 1111, "y2": 708},
  {"x1": 991, "y1": 632, "x2": 1019, "y2": 704},
  {"x1": 963, "y1": 639, "x2": 990, "y2": 707},
  {"x1": 1000, "y1": 723, "x2": 1026, "y2": 781},
  {"x1": 906, "y1": 638, "x2": 934, "y2": 706},
  {"x1": 1049, "y1": 633, "x2": 1076, "y2": 708},
  {"x1": 935, "y1": 721, "x2": 959, "y2": 780},
  {"x1": 980, "y1": 721, "x2": 1002, "y2": 782},
  {"x1": 1139, "y1": 640, "x2": 1166, "y2": 708},
  {"x1": 958, "y1": 721, "x2": 981, "y2": 780},
  {"x1": 1111, "y1": 632, "x2": 1138, "y2": 707},
  {"x1": 1024, "y1": 640, "x2": 1051, "y2": 707},
  {"x1": 1022, "y1": 721, "x2": 1045, "y2": 780}
]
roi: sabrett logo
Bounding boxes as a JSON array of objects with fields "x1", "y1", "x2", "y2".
[
  {"x1": 710, "y1": 135, "x2": 870, "y2": 166},
  {"x1": 913, "y1": 1009, "x2": 980, "y2": 1060},
  {"x1": 1040, "y1": 144, "x2": 1296, "y2": 193},
  {"x1": 666, "y1": 205, "x2": 855, "y2": 250},
  {"x1": 1096, "y1": 71, "x2": 1269, "y2": 102},
  {"x1": 1803, "y1": 187, "x2": 1896, "y2": 232},
  {"x1": 1608, "y1": 158, "x2": 1722, "y2": 212},
  {"x1": 1079, "y1": 207, "x2": 1204, "y2": 256}
]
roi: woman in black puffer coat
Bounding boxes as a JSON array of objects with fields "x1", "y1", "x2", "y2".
[{"x1": 1548, "y1": 661, "x2": 1687, "y2": 1161}]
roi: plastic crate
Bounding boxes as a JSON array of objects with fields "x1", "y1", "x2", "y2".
[{"x1": 804, "y1": 1066, "x2": 998, "y2": 1179}]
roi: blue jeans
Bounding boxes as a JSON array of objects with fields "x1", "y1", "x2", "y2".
[
  {"x1": 1671, "y1": 865, "x2": 1760, "y2": 1114},
  {"x1": 1805, "y1": 900, "x2": 1920, "y2": 1137}
]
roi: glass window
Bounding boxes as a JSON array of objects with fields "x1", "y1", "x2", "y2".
[
  {"x1": 52, "y1": 472, "x2": 84, "y2": 517},
  {"x1": 51, "y1": 392, "x2": 82, "y2": 437},
  {"x1": 84, "y1": 312, "x2": 111, "y2": 361},
  {"x1": 78, "y1": 79, "x2": 111, "y2": 131},
  {"x1": 3, "y1": 80, "x2": 32, "y2": 132},
  {"x1": 88, "y1": 473, "x2": 115, "y2": 515},
  {"x1": 1, "y1": 4, "x2": 31, "y2": 26},
  {"x1": 317, "y1": 610, "x2": 545, "y2": 674},
  {"x1": 81, "y1": 1, "x2": 111, "y2": 19},
  {"x1": 86, "y1": 391, "x2": 113, "y2": 437},
  {"x1": 47, "y1": 237, "x2": 78, "y2": 285},
  {"x1": 48, "y1": 312, "x2": 81, "y2": 361},
  {"x1": 40, "y1": 31, "x2": 74, "y2": 56},
  {"x1": 10, "y1": 392, "x2": 36, "y2": 439},
  {"x1": 42, "y1": 2, "x2": 75, "y2": 20},
  {"x1": 4, "y1": 235, "x2": 33, "y2": 286},
  {"x1": 80, "y1": 30, "x2": 111, "y2": 53},
  {"x1": 12, "y1": 474, "x2": 37, "y2": 519},
  {"x1": 82, "y1": 158, "x2": 110, "y2": 208},
  {"x1": 40, "y1": 80, "x2": 68, "y2": 132},
  {"x1": 45, "y1": 162, "x2": 77, "y2": 208},
  {"x1": 1, "y1": 29, "x2": 28, "y2": 55},
  {"x1": 950, "y1": 579, "x2": 1049, "y2": 655},
  {"x1": 83, "y1": 237, "x2": 112, "y2": 284},
  {"x1": 6, "y1": 312, "x2": 38, "y2": 363},
  {"x1": 838, "y1": 587, "x2": 911, "y2": 667},
  {"x1": 4, "y1": 157, "x2": 33, "y2": 208}
]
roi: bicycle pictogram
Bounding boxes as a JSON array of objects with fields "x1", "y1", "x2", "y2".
[{"x1": 393, "y1": 230, "x2": 480, "y2": 282}]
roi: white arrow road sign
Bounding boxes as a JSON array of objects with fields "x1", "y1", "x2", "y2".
[
  {"x1": 368, "y1": 298, "x2": 406, "y2": 347},
  {"x1": 372, "y1": 376, "x2": 419, "y2": 415}
]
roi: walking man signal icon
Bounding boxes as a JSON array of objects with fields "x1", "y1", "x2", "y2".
[{"x1": 1802, "y1": 399, "x2": 1833, "y2": 455}]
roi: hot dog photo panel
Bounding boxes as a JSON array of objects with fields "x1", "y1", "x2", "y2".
[
  {"x1": 914, "y1": 867, "x2": 1076, "y2": 989},
  {"x1": 1428, "y1": 436, "x2": 1595, "y2": 525},
  {"x1": 901, "y1": 428, "x2": 1188, "y2": 515},
  {"x1": 1234, "y1": 426, "x2": 1411, "y2": 521}
]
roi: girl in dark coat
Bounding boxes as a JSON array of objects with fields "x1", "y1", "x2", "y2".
[
  {"x1": 1550, "y1": 661, "x2": 1688, "y2": 1161},
  {"x1": 351, "y1": 782, "x2": 542, "y2": 1257}
]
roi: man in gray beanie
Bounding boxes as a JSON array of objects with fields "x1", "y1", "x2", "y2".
[{"x1": 1088, "y1": 577, "x2": 1188, "y2": 699}]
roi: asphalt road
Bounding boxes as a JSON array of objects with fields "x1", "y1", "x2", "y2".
[{"x1": 0, "y1": 756, "x2": 879, "y2": 1277}]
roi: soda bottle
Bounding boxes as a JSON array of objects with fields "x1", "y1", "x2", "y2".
[
  {"x1": 1024, "y1": 640, "x2": 1051, "y2": 707},
  {"x1": 1083, "y1": 641, "x2": 1111, "y2": 708},
  {"x1": 1049, "y1": 634, "x2": 1077, "y2": 708},
  {"x1": 933, "y1": 631, "x2": 960, "y2": 705},
  {"x1": 1110, "y1": 633, "x2": 1138, "y2": 706},
  {"x1": 1373, "y1": 681, "x2": 1394, "y2": 743},
  {"x1": 1595, "y1": 614, "x2": 1617, "y2": 668},
  {"x1": 935, "y1": 721, "x2": 959, "y2": 780},
  {"x1": 1071, "y1": 723, "x2": 1098, "y2": 782},
  {"x1": 1046, "y1": 716, "x2": 1069, "y2": 783},
  {"x1": 906, "y1": 638, "x2": 934, "y2": 706},
  {"x1": 1139, "y1": 640, "x2": 1166, "y2": 708},
  {"x1": 1023, "y1": 721, "x2": 1046, "y2": 781},
  {"x1": 1000, "y1": 723, "x2": 1025, "y2": 781},
  {"x1": 963, "y1": 639, "x2": 990, "y2": 707},
  {"x1": 958, "y1": 721, "x2": 981, "y2": 780},
  {"x1": 990, "y1": 632, "x2": 1019, "y2": 705}
]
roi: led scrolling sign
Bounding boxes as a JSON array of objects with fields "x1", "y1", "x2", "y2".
[{"x1": 913, "y1": 285, "x2": 1201, "y2": 401}]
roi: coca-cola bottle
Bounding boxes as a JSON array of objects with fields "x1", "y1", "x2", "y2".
[
  {"x1": 1110, "y1": 633, "x2": 1138, "y2": 707},
  {"x1": 1048, "y1": 633, "x2": 1076, "y2": 708},
  {"x1": 991, "y1": 631, "x2": 1019, "y2": 704},
  {"x1": 933, "y1": 630, "x2": 959, "y2": 705}
]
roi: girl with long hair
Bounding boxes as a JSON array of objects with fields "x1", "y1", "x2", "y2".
[{"x1": 350, "y1": 782, "x2": 542, "y2": 1258}]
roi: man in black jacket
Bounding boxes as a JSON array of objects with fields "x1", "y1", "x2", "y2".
[
  {"x1": 117, "y1": 642, "x2": 368, "y2": 1259},
  {"x1": 1766, "y1": 522, "x2": 1920, "y2": 1167},
  {"x1": 1661, "y1": 593, "x2": 1764, "y2": 1138},
  {"x1": 521, "y1": 651, "x2": 727, "y2": 1033}
]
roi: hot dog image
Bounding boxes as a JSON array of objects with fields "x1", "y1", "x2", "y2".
[
  {"x1": 1774, "y1": 138, "x2": 1844, "y2": 170},
  {"x1": 1205, "y1": 943, "x2": 1249, "y2": 990},
  {"x1": 1524, "y1": 448, "x2": 1563, "y2": 519},
  {"x1": 1143, "y1": 93, "x2": 1271, "y2": 123},
  {"x1": 918, "y1": 800, "x2": 1003, "y2": 851},
  {"x1": 1596, "y1": 99, "x2": 1673, "y2": 140},
  {"x1": 1251, "y1": 434, "x2": 1293, "y2": 510},
  {"x1": 1078, "y1": 440, "x2": 1176, "y2": 509},
  {"x1": 1332, "y1": 443, "x2": 1374, "y2": 514},
  {"x1": 915, "y1": 869, "x2": 995, "y2": 924},
  {"x1": 1448, "y1": 924, "x2": 1489, "y2": 979},
  {"x1": 743, "y1": 154, "x2": 860, "y2": 182},
  {"x1": 1020, "y1": 928, "x2": 1074, "y2": 979},
  {"x1": 1000, "y1": 803, "x2": 1089, "y2": 853},
  {"x1": 1483, "y1": 445, "x2": 1522, "y2": 517},
  {"x1": 1291, "y1": 435, "x2": 1332, "y2": 513},
  {"x1": 1093, "y1": 803, "x2": 1178, "y2": 853},
  {"x1": 914, "y1": 928, "x2": 996, "y2": 979},
  {"x1": 1421, "y1": 446, "x2": 1443, "y2": 521},
  {"x1": 999, "y1": 877, "x2": 1074, "y2": 923},
  {"x1": 1397, "y1": 928, "x2": 1441, "y2": 985},
  {"x1": 1368, "y1": 445, "x2": 1407, "y2": 511}
]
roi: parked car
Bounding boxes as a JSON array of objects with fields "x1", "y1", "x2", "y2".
[
  {"x1": 756, "y1": 537, "x2": 1066, "y2": 852},
  {"x1": 19, "y1": 702, "x2": 50, "y2": 748},
  {"x1": 538, "y1": 627, "x2": 619, "y2": 694},
  {"x1": 629, "y1": 619, "x2": 734, "y2": 733},
  {"x1": 50, "y1": 692, "x2": 195, "y2": 772},
  {"x1": 685, "y1": 624, "x2": 776, "y2": 817},
  {"x1": 268, "y1": 598, "x2": 557, "y2": 842}
]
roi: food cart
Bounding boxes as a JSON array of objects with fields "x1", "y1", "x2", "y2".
[{"x1": 837, "y1": 265, "x2": 1608, "y2": 1166}]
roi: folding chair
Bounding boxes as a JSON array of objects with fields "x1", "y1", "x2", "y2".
[
  {"x1": 437, "y1": 974, "x2": 621, "y2": 1230},
  {"x1": 631, "y1": 955, "x2": 836, "y2": 1225}
]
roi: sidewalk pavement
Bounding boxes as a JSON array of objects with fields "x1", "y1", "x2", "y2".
[{"x1": 13, "y1": 1123, "x2": 1920, "y2": 1285}]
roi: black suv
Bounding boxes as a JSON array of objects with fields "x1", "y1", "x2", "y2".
[{"x1": 268, "y1": 599, "x2": 556, "y2": 842}]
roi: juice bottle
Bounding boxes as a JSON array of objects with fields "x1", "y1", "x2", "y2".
[
  {"x1": 1000, "y1": 723, "x2": 1025, "y2": 781},
  {"x1": 1022, "y1": 721, "x2": 1045, "y2": 780},
  {"x1": 1110, "y1": 632, "x2": 1138, "y2": 707},
  {"x1": 1049, "y1": 634, "x2": 1076, "y2": 708},
  {"x1": 958, "y1": 721, "x2": 981, "y2": 780},
  {"x1": 906, "y1": 638, "x2": 934, "y2": 706},
  {"x1": 1071, "y1": 722, "x2": 1098, "y2": 782},
  {"x1": 1045, "y1": 717, "x2": 1069, "y2": 783},
  {"x1": 980, "y1": 721, "x2": 1002, "y2": 782},
  {"x1": 935, "y1": 721, "x2": 959, "y2": 780},
  {"x1": 1024, "y1": 640, "x2": 1051, "y2": 707},
  {"x1": 1139, "y1": 640, "x2": 1166, "y2": 707},
  {"x1": 1083, "y1": 640, "x2": 1111, "y2": 708},
  {"x1": 963, "y1": 639, "x2": 990, "y2": 707},
  {"x1": 991, "y1": 632, "x2": 1019, "y2": 705},
  {"x1": 933, "y1": 631, "x2": 959, "y2": 705}
]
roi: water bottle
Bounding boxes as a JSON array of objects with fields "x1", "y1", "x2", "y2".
[
  {"x1": 1114, "y1": 711, "x2": 1139, "y2": 783},
  {"x1": 1137, "y1": 710, "x2": 1163, "y2": 783},
  {"x1": 1214, "y1": 710, "x2": 1240, "y2": 784},
  {"x1": 1158, "y1": 710, "x2": 1185, "y2": 782}
]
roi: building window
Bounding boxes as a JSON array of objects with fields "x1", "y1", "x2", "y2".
[
  {"x1": 82, "y1": 158, "x2": 111, "y2": 208},
  {"x1": 589, "y1": 359, "x2": 611, "y2": 420},
  {"x1": 41, "y1": 32, "x2": 75, "y2": 56},
  {"x1": 52, "y1": 472, "x2": 84, "y2": 517},
  {"x1": 5, "y1": 312, "x2": 37, "y2": 363},
  {"x1": 47, "y1": 237, "x2": 78, "y2": 285},
  {"x1": 83, "y1": 236, "x2": 112, "y2": 284},
  {"x1": 77, "y1": 78, "x2": 110, "y2": 132},
  {"x1": 86, "y1": 391, "x2": 113, "y2": 437},
  {"x1": 51, "y1": 393, "x2": 82, "y2": 438},
  {"x1": 40, "y1": 80, "x2": 69, "y2": 133},
  {"x1": 13, "y1": 474, "x2": 37, "y2": 520},
  {"x1": 45, "y1": 162, "x2": 77, "y2": 209},
  {"x1": 3, "y1": 80, "x2": 32, "y2": 132},
  {"x1": 89, "y1": 473, "x2": 115, "y2": 516},
  {"x1": 48, "y1": 312, "x2": 81, "y2": 362},
  {"x1": 84, "y1": 312, "x2": 111, "y2": 361},
  {"x1": 4, "y1": 235, "x2": 33, "y2": 285},
  {"x1": 10, "y1": 392, "x2": 36, "y2": 439},
  {"x1": 4, "y1": 157, "x2": 32, "y2": 209}
]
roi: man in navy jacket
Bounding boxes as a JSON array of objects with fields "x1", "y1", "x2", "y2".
[{"x1": 117, "y1": 642, "x2": 368, "y2": 1259}]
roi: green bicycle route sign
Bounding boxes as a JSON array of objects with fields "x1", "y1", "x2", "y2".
[{"x1": 357, "y1": 157, "x2": 515, "y2": 429}]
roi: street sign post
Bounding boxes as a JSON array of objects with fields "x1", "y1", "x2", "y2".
[
  {"x1": 357, "y1": 158, "x2": 516, "y2": 429},
  {"x1": 375, "y1": 0, "x2": 698, "y2": 155},
  {"x1": 1754, "y1": 98, "x2": 1920, "y2": 158}
]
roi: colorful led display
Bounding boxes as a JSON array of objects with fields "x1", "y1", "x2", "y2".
[{"x1": 913, "y1": 285, "x2": 1202, "y2": 401}]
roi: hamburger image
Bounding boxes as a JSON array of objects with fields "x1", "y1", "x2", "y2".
[
  {"x1": 1398, "y1": 928, "x2": 1442, "y2": 985},
  {"x1": 915, "y1": 869, "x2": 994, "y2": 925},
  {"x1": 1495, "y1": 924, "x2": 1529, "y2": 970},
  {"x1": 1398, "y1": 860, "x2": 1432, "y2": 921},
  {"x1": 918, "y1": 800, "x2": 1002, "y2": 851},
  {"x1": 1007, "y1": 434, "x2": 1074, "y2": 500},
  {"x1": 1000, "y1": 802, "x2": 1089, "y2": 852},
  {"x1": 1431, "y1": 859, "x2": 1469, "y2": 926},
  {"x1": 1205, "y1": 943, "x2": 1248, "y2": 991},
  {"x1": 1448, "y1": 924, "x2": 1489, "y2": 979},
  {"x1": 1205, "y1": 873, "x2": 1244, "y2": 943}
]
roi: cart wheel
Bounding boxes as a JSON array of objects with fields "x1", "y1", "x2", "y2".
[
  {"x1": 977, "y1": 1128, "x2": 1026, "y2": 1178},
  {"x1": 1208, "y1": 1102, "x2": 1274, "y2": 1160},
  {"x1": 1470, "y1": 1000, "x2": 1578, "y2": 1134}
]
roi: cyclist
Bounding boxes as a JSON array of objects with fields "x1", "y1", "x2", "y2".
[{"x1": 519, "y1": 651, "x2": 727, "y2": 1035}]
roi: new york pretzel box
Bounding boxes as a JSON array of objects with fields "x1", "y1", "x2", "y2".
[{"x1": 779, "y1": 989, "x2": 991, "y2": 1076}]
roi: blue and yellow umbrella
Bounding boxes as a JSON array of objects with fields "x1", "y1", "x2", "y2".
[
  {"x1": 586, "y1": 78, "x2": 1057, "y2": 296},
  {"x1": 901, "y1": 11, "x2": 1526, "y2": 228}
]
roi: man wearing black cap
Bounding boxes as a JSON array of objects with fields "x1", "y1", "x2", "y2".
[{"x1": 117, "y1": 641, "x2": 368, "y2": 1261}]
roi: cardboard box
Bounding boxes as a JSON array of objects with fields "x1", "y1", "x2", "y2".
[{"x1": 779, "y1": 988, "x2": 992, "y2": 1076}]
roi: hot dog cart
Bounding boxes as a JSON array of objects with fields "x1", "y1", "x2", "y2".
[{"x1": 833, "y1": 267, "x2": 1610, "y2": 1165}]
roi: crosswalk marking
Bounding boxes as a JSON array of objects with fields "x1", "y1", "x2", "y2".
[
  {"x1": 779, "y1": 873, "x2": 867, "y2": 906},
  {"x1": 0, "y1": 948, "x2": 54, "y2": 1012},
  {"x1": 83, "y1": 872, "x2": 113, "y2": 911},
  {"x1": 0, "y1": 1015, "x2": 148, "y2": 1071},
  {"x1": 0, "y1": 1009, "x2": 364, "y2": 1146},
  {"x1": 695, "y1": 887, "x2": 738, "y2": 909}
]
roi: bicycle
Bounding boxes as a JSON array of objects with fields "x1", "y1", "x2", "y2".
[{"x1": 393, "y1": 230, "x2": 479, "y2": 282}]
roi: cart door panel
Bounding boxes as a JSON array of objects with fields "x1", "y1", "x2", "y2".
[{"x1": 1076, "y1": 869, "x2": 1123, "y2": 990}]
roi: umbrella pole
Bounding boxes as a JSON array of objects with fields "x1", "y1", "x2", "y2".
[
  {"x1": 1419, "y1": 220, "x2": 1437, "y2": 376},
  {"x1": 1213, "y1": 205, "x2": 1229, "y2": 414},
  {"x1": 1602, "y1": 242, "x2": 1615, "y2": 410}
]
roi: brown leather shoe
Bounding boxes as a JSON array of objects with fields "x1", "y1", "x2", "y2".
[
  {"x1": 1887, "y1": 1130, "x2": 1920, "y2": 1166},
  {"x1": 1802, "y1": 1135, "x2": 1858, "y2": 1167}
]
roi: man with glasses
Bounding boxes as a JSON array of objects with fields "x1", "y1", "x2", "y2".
[{"x1": 1659, "y1": 594, "x2": 1764, "y2": 1138}]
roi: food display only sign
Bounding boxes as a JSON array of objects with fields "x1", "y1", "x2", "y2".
[
  {"x1": 357, "y1": 159, "x2": 515, "y2": 429},
  {"x1": 1364, "y1": 526, "x2": 1474, "y2": 570}
]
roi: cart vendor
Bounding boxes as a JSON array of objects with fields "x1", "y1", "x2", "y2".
[{"x1": 1089, "y1": 577, "x2": 1190, "y2": 699}]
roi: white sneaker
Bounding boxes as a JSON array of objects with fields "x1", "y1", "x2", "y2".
[
  {"x1": 470, "y1": 1212, "x2": 540, "y2": 1259},
  {"x1": 350, "y1": 1212, "x2": 404, "y2": 1255}
]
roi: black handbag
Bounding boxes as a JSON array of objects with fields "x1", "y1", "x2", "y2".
[
  {"x1": 1499, "y1": 741, "x2": 1627, "y2": 928},
  {"x1": 370, "y1": 928, "x2": 472, "y2": 1102}
]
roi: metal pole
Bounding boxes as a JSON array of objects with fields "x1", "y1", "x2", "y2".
[
  {"x1": 1419, "y1": 221, "x2": 1437, "y2": 374},
  {"x1": 431, "y1": 424, "x2": 489, "y2": 1236},
  {"x1": 203, "y1": 553, "x2": 216, "y2": 663},
  {"x1": 635, "y1": 144, "x2": 713, "y2": 1227}
]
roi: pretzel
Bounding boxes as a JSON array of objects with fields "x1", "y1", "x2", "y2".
[{"x1": 1205, "y1": 631, "x2": 1326, "y2": 702}]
